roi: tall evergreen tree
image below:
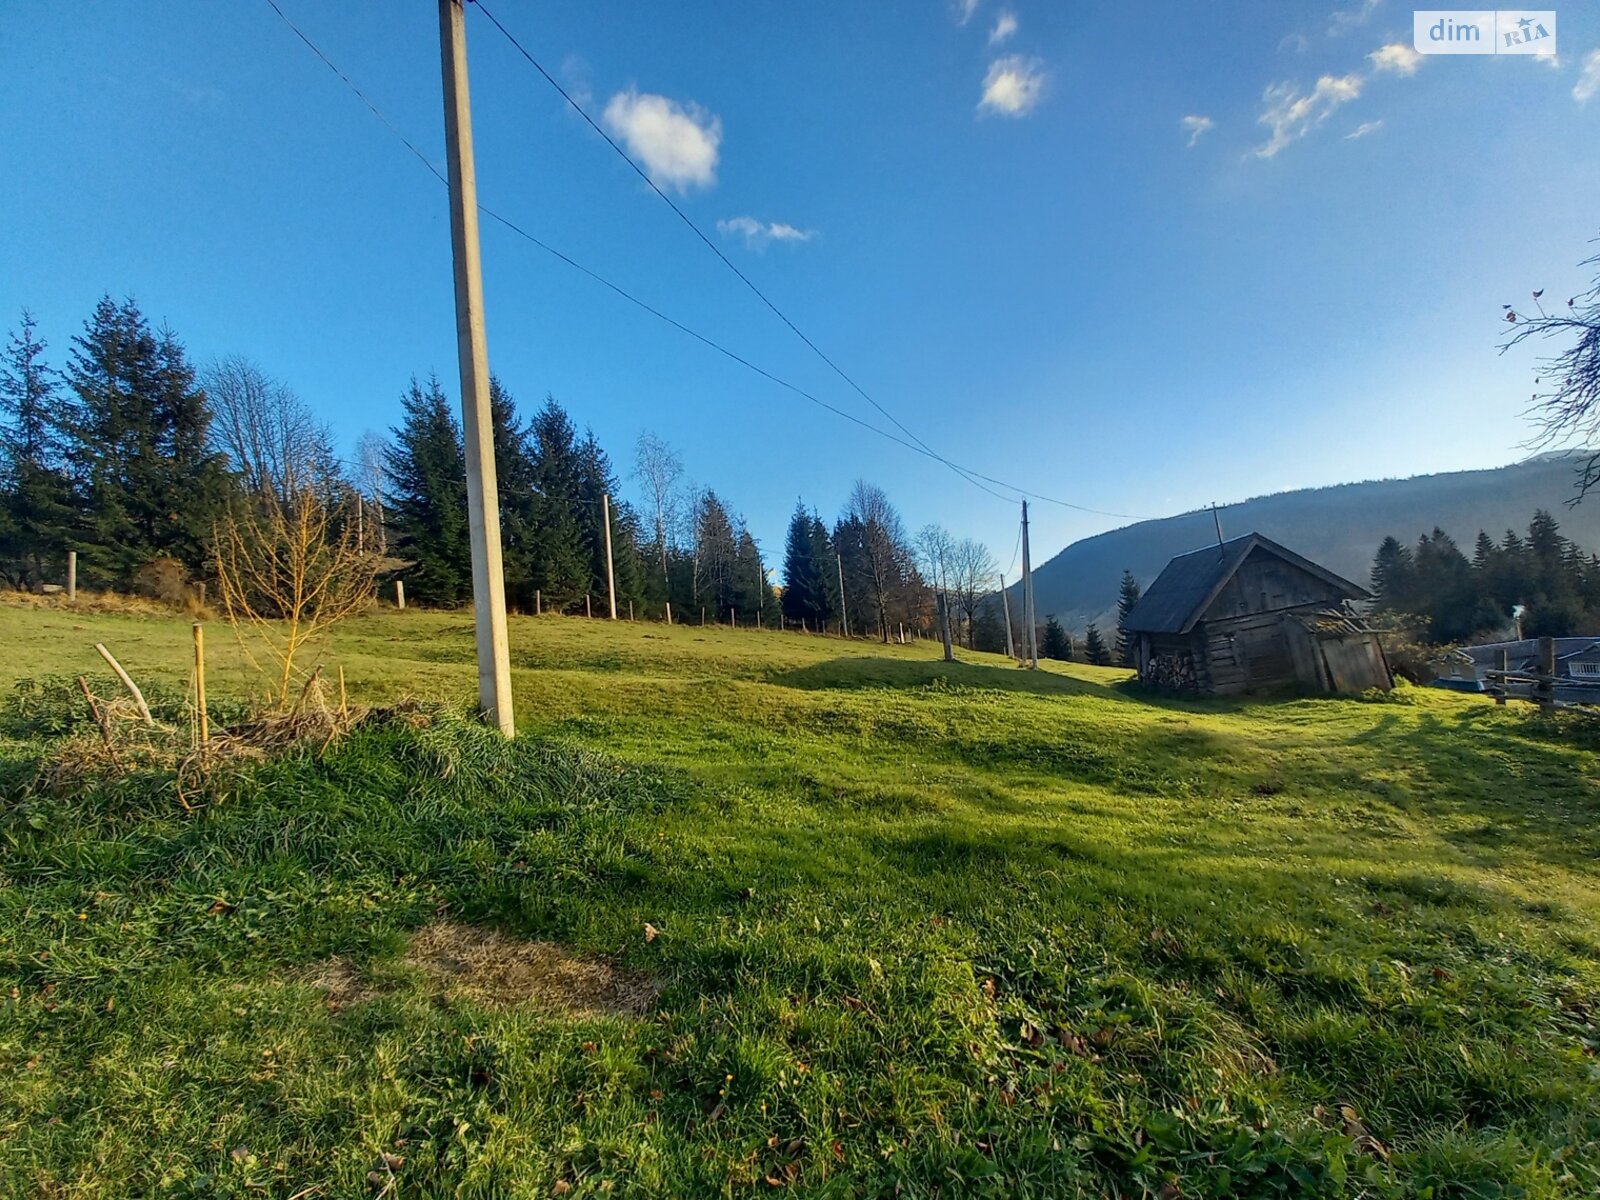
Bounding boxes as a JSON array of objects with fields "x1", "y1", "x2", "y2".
[
  {"x1": 387, "y1": 375, "x2": 471, "y2": 605},
  {"x1": 1040, "y1": 615, "x2": 1070, "y2": 661},
  {"x1": 1084, "y1": 622, "x2": 1111, "y2": 666},
  {"x1": 781, "y1": 500, "x2": 827, "y2": 627},
  {"x1": 1370, "y1": 536, "x2": 1418, "y2": 612},
  {"x1": 526, "y1": 397, "x2": 588, "y2": 607},
  {"x1": 64, "y1": 297, "x2": 228, "y2": 583},
  {"x1": 1114, "y1": 569, "x2": 1141, "y2": 665},
  {"x1": 810, "y1": 515, "x2": 841, "y2": 631},
  {"x1": 488, "y1": 377, "x2": 541, "y2": 611},
  {"x1": 0, "y1": 311, "x2": 75, "y2": 587}
]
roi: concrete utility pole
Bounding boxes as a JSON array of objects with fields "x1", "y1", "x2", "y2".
[
  {"x1": 837, "y1": 553, "x2": 849, "y2": 637},
  {"x1": 602, "y1": 492, "x2": 618, "y2": 619},
  {"x1": 1020, "y1": 500, "x2": 1038, "y2": 669},
  {"x1": 999, "y1": 572, "x2": 1016, "y2": 660},
  {"x1": 439, "y1": 0, "x2": 513, "y2": 735}
]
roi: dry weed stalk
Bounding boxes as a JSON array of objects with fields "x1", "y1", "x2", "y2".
[{"x1": 213, "y1": 482, "x2": 379, "y2": 710}]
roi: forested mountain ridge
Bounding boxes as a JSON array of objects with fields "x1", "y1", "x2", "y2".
[{"x1": 1021, "y1": 453, "x2": 1600, "y2": 628}]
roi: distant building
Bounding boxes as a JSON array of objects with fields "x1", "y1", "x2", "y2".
[
  {"x1": 1122, "y1": 533, "x2": 1392, "y2": 696},
  {"x1": 1441, "y1": 637, "x2": 1600, "y2": 695}
]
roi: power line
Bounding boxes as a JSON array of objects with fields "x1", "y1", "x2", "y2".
[
  {"x1": 261, "y1": 0, "x2": 1145, "y2": 521},
  {"x1": 468, "y1": 0, "x2": 1010, "y2": 503}
]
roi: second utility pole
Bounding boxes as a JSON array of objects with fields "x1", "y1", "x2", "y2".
[
  {"x1": 1021, "y1": 500, "x2": 1038, "y2": 669},
  {"x1": 439, "y1": 0, "x2": 514, "y2": 735}
]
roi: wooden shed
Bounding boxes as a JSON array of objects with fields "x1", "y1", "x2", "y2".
[{"x1": 1122, "y1": 533, "x2": 1392, "y2": 696}]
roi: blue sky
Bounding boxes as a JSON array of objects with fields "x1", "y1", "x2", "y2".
[{"x1": 3, "y1": 1, "x2": 1598, "y2": 569}]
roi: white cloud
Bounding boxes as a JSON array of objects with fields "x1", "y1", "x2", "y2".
[
  {"x1": 1280, "y1": 32, "x2": 1311, "y2": 53},
  {"x1": 1329, "y1": 0, "x2": 1381, "y2": 35},
  {"x1": 1345, "y1": 119, "x2": 1384, "y2": 139},
  {"x1": 989, "y1": 11, "x2": 1018, "y2": 45},
  {"x1": 1180, "y1": 114, "x2": 1215, "y2": 147},
  {"x1": 954, "y1": 0, "x2": 981, "y2": 25},
  {"x1": 979, "y1": 55, "x2": 1048, "y2": 117},
  {"x1": 1576, "y1": 49, "x2": 1600, "y2": 104},
  {"x1": 601, "y1": 89, "x2": 721, "y2": 191},
  {"x1": 716, "y1": 216, "x2": 815, "y2": 249},
  {"x1": 1367, "y1": 42, "x2": 1421, "y2": 75},
  {"x1": 1253, "y1": 73, "x2": 1363, "y2": 158}
]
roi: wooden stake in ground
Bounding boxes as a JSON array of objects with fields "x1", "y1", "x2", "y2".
[
  {"x1": 586, "y1": 594, "x2": 592, "y2": 619},
  {"x1": 439, "y1": 0, "x2": 514, "y2": 737},
  {"x1": 664, "y1": 600, "x2": 672, "y2": 625},
  {"x1": 602, "y1": 492, "x2": 618, "y2": 620},
  {"x1": 192, "y1": 623, "x2": 209, "y2": 747},
  {"x1": 94, "y1": 643, "x2": 154, "y2": 726},
  {"x1": 67, "y1": 550, "x2": 76, "y2": 603},
  {"x1": 396, "y1": 580, "x2": 406, "y2": 610},
  {"x1": 338, "y1": 664, "x2": 348, "y2": 719},
  {"x1": 628, "y1": 600, "x2": 634, "y2": 622},
  {"x1": 536, "y1": 589, "x2": 541, "y2": 615}
]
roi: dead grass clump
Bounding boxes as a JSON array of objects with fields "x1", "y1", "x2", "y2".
[
  {"x1": 305, "y1": 922, "x2": 658, "y2": 1018},
  {"x1": 0, "y1": 587, "x2": 212, "y2": 619},
  {"x1": 30, "y1": 671, "x2": 365, "y2": 806},
  {"x1": 408, "y1": 922, "x2": 659, "y2": 1016}
]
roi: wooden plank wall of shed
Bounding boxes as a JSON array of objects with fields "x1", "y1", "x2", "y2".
[{"x1": 1202, "y1": 552, "x2": 1345, "y2": 624}]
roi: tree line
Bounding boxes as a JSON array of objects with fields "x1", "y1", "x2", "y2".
[
  {"x1": 1369, "y1": 509, "x2": 1600, "y2": 643},
  {"x1": 1, "y1": 300, "x2": 1025, "y2": 643}
]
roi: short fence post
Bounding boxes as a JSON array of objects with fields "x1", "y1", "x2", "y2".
[
  {"x1": 67, "y1": 550, "x2": 77, "y2": 602},
  {"x1": 1494, "y1": 648, "x2": 1508, "y2": 705},
  {"x1": 629, "y1": 600, "x2": 634, "y2": 622},
  {"x1": 535, "y1": 589, "x2": 541, "y2": 616},
  {"x1": 193, "y1": 622, "x2": 208, "y2": 747},
  {"x1": 586, "y1": 593, "x2": 592, "y2": 619},
  {"x1": 396, "y1": 580, "x2": 406, "y2": 610}
]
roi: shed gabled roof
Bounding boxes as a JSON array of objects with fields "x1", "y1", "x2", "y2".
[{"x1": 1121, "y1": 533, "x2": 1370, "y2": 636}]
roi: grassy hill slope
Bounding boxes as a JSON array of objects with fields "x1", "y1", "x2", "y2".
[
  {"x1": 1021, "y1": 452, "x2": 1600, "y2": 629},
  {"x1": 2, "y1": 603, "x2": 1598, "y2": 1197}
]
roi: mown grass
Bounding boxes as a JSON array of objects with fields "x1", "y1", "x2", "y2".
[{"x1": 2, "y1": 603, "x2": 1599, "y2": 1197}]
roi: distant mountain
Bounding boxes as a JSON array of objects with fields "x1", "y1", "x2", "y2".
[{"x1": 1017, "y1": 452, "x2": 1600, "y2": 631}]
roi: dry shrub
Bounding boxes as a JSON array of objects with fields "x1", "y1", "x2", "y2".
[
  {"x1": 213, "y1": 485, "x2": 380, "y2": 709},
  {"x1": 132, "y1": 557, "x2": 191, "y2": 607}
]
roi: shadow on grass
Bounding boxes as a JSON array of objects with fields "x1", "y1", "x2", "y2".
[{"x1": 773, "y1": 656, "x2": 1139, "y2": 702}]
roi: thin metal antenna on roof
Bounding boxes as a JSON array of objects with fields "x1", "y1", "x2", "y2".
[{"x1": 1211, "y1": 502, "x2": 1225, "y2": 552}]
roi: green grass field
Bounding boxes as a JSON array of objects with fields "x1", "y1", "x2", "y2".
[{"x1": 3, "y1": 600, "x2": 1599, "y2": 1197}]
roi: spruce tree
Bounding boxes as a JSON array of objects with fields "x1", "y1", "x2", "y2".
[
  {"x1": 1084, "y1": 622, "x2": 1111, "y2": 666},
  {"x1": 64, "y1": 298, "x2": 227, "y2": 584},
  {"x1": 527, "y1": 397, "x2": 587, "y2": 607},
  {"x1": 489, "y1": 377, "x2": 540, "y2": 611},
  {"x1": 1114, "y1": 570, "x2": 1141, "y2": 665},
  {"x1": 810, "y1": 515, "x2": 841, "y2": 630},
  {"x1": 0, "y1": 311, "x2": 75, "y2": 587},
  {"x1": 387, "y1": 375, "x2": 471, "y2": 605},
  {"x1": 1040, "y1": 615, "x2": 1070, "y2": 661},
  {"x1": 781, "y1": 501, "x2": 826, "y2": 627},
  {"x1": 1369, "y1": 536, "x2": 1417, "y2": 611}
]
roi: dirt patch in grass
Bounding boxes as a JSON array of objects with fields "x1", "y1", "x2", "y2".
[{"x1": 308, "y1": 922, "x2": 658, "y2": 1018}]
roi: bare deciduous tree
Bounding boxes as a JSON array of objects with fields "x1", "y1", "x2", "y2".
[
  {"x1": 844, "y1": 480, "x2": 910, "y2": 642},
  {"x1": 633, "y1": 431, "x2": 684, "y2": 588},
  {"x1": 1503, "y1": 241, "x2": 1600, "y2": 500},
  {"x1": 949, "y1": 537, "x2": 998, "y2": 648},
  {"x1": 204, "y1": 355, "x2": 337, "y2": 501},
  {"x1": 354, "y1": 429, "x2": 389, "y2": 553}
]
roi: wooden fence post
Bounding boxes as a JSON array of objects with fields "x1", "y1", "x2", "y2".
[
  {"x1": 396, "y1": 580, "x2": 406, "y2": 610},
  {"x1": 67, "y1": 550, "x2": 77, "y2": 602},
  {"x1": 629, "y1": 600, "x2": 634, "y2": 622},
  {"x1": 1494, "y1": 648, "x2": 1508, "y2": 705},
  {"x1": 535, "y1": 588, "x2": 541, "y2": 615},
  {"x1": 664, "y1": 600, "x2": 672, "y2": 626},
  {"x1": 193, "y1": 623, "x2": 208, "y2": 746},
  {"x1": 586, "y1": 593, "x2": 592, "y2": 619}
]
